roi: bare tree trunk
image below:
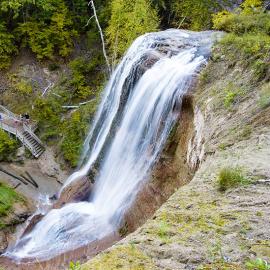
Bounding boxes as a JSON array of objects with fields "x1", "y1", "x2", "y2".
[
  {"x1": 88, "y1": 0, "x2": 111, "y2": 75},
  {"x1": 112, "y1": 26, "x2": 119, "y2": 69}
]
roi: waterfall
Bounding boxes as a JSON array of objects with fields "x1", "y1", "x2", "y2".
[{"x1": 5, "y1": 29, "x2": 219, "y2": 260}]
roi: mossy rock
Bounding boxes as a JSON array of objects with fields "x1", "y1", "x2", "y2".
[
  {"x1": 82, "y1": 245, "x2": 157, "y2": 270},
  {"x1": 250, "y1": 243, "x2": 270, "y2": 260},
  {"x1": 199, "y1": 262, "x2": 244, "y2": 270}
]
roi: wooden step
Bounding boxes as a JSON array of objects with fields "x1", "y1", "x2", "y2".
[{"x1": 0, "y1": 107, "x2": 45, "y2": 158}]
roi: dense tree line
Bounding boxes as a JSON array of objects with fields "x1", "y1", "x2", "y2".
[
  {"x1": 0, "y1": 0, "x2": 107, "y2": 67},
  {"x1": 0, "y1": 0, "x2": 237, "y2": 69}
]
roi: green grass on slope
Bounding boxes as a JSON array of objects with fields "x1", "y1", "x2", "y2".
[
  {"x1": 217, "y1": 167, "x2": 250, "y2": 191},
  {"x1": 0, "y1": 182, "x2": 22, "y2": 228},
  {"x1": 81, "y1": 245, "x2": 156, "y2": 270}
]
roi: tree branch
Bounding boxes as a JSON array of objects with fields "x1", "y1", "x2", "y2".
[
  {"x1": 88, "y1": 0, "x2": 111, "y2": 74},
  {"x1": 85, "y1": 15, "x2": 95, "y2": 27}
]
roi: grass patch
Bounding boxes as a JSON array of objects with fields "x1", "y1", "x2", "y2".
[
  {"x1": 258, "y1": 83, "x2": 270, "y2": 109},
  {"x1": 240, "y1": 125, "x2": 252, "y2": 140},
  {"x1": 217, "y1": 167, "x2": 249, "y2": 191},
  {"x1": 223, "y1": 83, "x2": 245, "y2": 109},
  {"x1": 157, "y1": 221, "x2": 170, "y2": 240},
  {"x1": 198, "y1": 262, "x2": 244, "y2": 270},
  {"x1": 0, "y1": 130, "x2": 18, "y2": 162},
  {"x1": 218, "y1": 143, "x2": 227, "y2": 151},
  {"x1": 0, "y1": 182, "x2": 22, "y2": 224},
  {"x1": 81, "y1": 245, "x2": 156, "y2": 270},
  {"x1": 68, "y1": 261, "x2": 81, "y2": 270},
  {"x1": 246, "y1": 258, "x2": 270, "y2": 270}
]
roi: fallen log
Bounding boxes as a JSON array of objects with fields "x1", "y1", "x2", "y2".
[
  {"x1": 20, "y1": 174, "x2": 38, "y2": 189},
  {"x1": 13, "y1": 183, "x2": 21, "y2": 189},
  {"x1": 25, "y1": 171, "x2": 39, "y2": 188},
  {"x1": 0, "y1": 166, "x2": 28, "y2": 186}
]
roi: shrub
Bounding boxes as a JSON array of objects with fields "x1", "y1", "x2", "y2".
[
  {"x1": 157, "y1": 221, "x2": 170, "y2": 240},
  {"x1": 0, "y1": 23, "x2": 17, "y2": 69},
  {"x1": 217, "y1": 167, "x2": 249, "y2": 191},
  {"x1": 16, "y1": 80, "x2": 33, "y2": 95},
  {"x1": 48, "y1": 63, "x2": 60, "y2": 71},
  {"x1": 212, "y1": 0, "x2": 268, "y2": 34},
  {"x1": 17, "y1": 4, "x2": 77, "y2": 60},
  {"x1": 69, "y1": 57, "x2": 95, "y2": 100},
  {"x1": 223, "y1": 83, "x2": 245, "y2": 108},
  {"x1": 33, "y1": 97, "x2": 63, "y2": 141},
  {"x1": 68, "y1": 55, "x2": 105, "y2": 100},
  {"x1": 212, "y1": 0, "x2": 270, "y2": 80},
  {"x1": 0, "y1": 130, "x2": 18, "y2": 161},
  {"x1": 17, "y1": 22, "x2": 54, "y2": 60},
  {"x1": 246, "y1": 258, "x2": 270, "y2": 270},
  {"x1": 218, "y1": 33, "x2": 270, "y2": 62},
  {"x1": 258, "y1": 83, "x2": 270, "y2": 108},
  {"x1": 172, "y1": 0, "x2": 220, "y2": 30},
  {"x1": 224, "y1": 89, "x2": 238, "y2": 108},
  {"x1": 61, "y1": 110, "x2": 88, "y2": 167},
  {"x1": 241, "y1": 0, "x2": 263, "y2": 15},
  {"x1": 212, "y1": 11, "x2": 270, "y2": 35},
  {"x1": 60, "y1": 99, "x2": 98, "y2": 167},
  {"x1": 68, "y1": 261, "x2": 81, "y2": 270}
]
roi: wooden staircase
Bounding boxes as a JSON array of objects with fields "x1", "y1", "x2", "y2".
[{"x1": 0, "y1": 105, "x2": 45, "y2": 158}]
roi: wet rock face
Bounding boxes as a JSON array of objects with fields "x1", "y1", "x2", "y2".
[
  {"x1": 123, "y1": 94, "x2": 196, "y2": 233},
  {"x1": 0, "y1": 232, "x2": 8, "y2": 254},
  {"x1": 21, "y1": 214, "x2": 44, "y2": 238},
  {"x1": 53, "y1": 176, "x2": 93, "y2": 209},
  {"x1": 0, "y1": 202, "x2": 33, "y2": 254}
]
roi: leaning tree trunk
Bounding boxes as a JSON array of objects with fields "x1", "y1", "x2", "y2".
[{"x1": 88, "y1": 0, "x2": 111, "y2": 74}]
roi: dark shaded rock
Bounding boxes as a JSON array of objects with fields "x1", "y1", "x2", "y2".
[
  {"x1": 0, "y1": 231, "x2": 8, "y2": 254},
  {"x1": 21, "y1": 214, "x2": 44, "y2": 237},
  {"x1": 53, "y1": 176, "x2": 92, "y2": 209}
]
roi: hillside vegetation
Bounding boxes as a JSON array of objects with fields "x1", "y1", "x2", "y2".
[
  {"x1": 0, "y1": 0, "x2": 238, "y2": 167},
  {"x1": 0, "y1": 0, "x2": 231, "y2": 68}
]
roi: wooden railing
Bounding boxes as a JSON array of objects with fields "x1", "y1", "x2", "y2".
[
  {"x1": 0, "y1": 105, "x2": 44, "y2": 157},
  {"x1": 0, "y1": 105, "x2": 40, "y2": 138},
  {"x1": 0, "y1": 105, "x2": 18, "y2": 120}
]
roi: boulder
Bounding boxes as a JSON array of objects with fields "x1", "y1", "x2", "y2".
[
  {"x1": 53, "y1": 176, "x2": 93, "y2": 209},
  {"x1": 21, "y1": 213, "x2": 44, "y2": 237},
  {"x1": 17, "y1": 176, "x2": 92, "y2": 239},
  {"x1": 16, "y1": 146, "x2": 25, "y2": 158}
]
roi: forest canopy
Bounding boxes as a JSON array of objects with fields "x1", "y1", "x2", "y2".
[{"x1": 0, "y1": 0, "x2": 247, "y2": 69}]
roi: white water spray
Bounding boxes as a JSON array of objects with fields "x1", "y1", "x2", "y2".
[{"x1": 5, "y1": 30, "x2": 219, "y2": 260}]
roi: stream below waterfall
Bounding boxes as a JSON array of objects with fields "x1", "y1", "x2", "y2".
[{"x1": 4, "y1": 29, "x2": 220, "y2": 261}]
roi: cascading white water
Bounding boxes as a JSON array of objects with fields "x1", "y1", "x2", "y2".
[{"x1": 5, "y1": 30, "x2": 220, "y2": 260}]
